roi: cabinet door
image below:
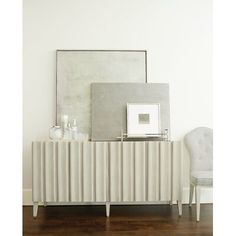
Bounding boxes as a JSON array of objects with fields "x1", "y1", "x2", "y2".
[
  {"x1": 33, "y1": 141, "x2": 108, "y2": 203},
  {"x1": 82, "y1": 142, "x2": 108, "y2": 202},
  {"x1": 110, "y1": 142, "x2": 147, "y2": 202},
  {"x1": 109, "y1": 141, "x2": 175, "y2": 203},
  {"x1": 147, "y1": 141, "x2": 172, "y2": 201}
]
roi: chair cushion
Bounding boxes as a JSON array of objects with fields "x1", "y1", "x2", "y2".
[{"x1": 191, "y1": 171, "x2": 213, "y2": 186}]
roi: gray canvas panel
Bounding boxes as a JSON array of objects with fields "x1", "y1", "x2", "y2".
[{"x1": 91, "y1": 83, "x2": 170, "y2": 141}]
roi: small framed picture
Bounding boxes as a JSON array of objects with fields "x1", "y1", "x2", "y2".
[{"x1": 127, "y1": 103, "x2": 161, "y2": 137}]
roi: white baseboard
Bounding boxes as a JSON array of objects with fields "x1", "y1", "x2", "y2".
[
  {"x1": 23, "y1": 187, "x2": 213, "y2": 206},
  {"x1": 23, "y1": 189, "x2": 33, "y2": 206}
]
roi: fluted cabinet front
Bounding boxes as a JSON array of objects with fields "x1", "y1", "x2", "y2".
[
  {"x1": 109, "y1": 141, "x2": 182, "y2": 202},
  {"x1": 32, "y1": 141, "x2": 182, "y2": 204},
  {"x1": 33, "y1": 141, "x2": 108, "y2": 203}
]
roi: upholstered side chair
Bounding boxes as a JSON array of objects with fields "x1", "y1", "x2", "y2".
[{"x1": 184, "y1": 127, "x2": 213, "y2": 222}]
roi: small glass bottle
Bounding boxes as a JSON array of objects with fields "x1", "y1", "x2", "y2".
[
  {"x1": 63, "y1": 122, "x2": 72, "y2": 140},
  {"x1": 71, "y1": 118, "x2": 78, "y2": 140},
  {"x1": 164, "y1": 129, "x2": 169, "y2": 141},
  {"x1": 61, "y1": 115, "x2": 69, "y2": 130}
]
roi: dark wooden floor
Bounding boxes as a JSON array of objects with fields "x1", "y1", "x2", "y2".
[{"x1": 23, "y1": 204, "x2": 213, "y2": 236}]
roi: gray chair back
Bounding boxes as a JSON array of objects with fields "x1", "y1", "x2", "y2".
[{"x1": 184, "y1": 127, "x2": 213, "y2": 172}]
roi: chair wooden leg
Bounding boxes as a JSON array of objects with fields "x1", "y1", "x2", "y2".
[
  {"x1": 189, "y1": 183, "x2": 194, "y2": 207},
  {"x1": 195, "y1": 186, "x2": 201, "y2": 222}
]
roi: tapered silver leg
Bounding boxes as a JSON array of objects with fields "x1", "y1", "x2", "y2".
[
  {"x1": 189, "y1": 183, "x2": 194, "y2": 207},
  {"x1": 195, "y1": 186, "x2": 201, "y2": 222},
  {"x1": 106, "y1": 202, "x2": 110, "y2": 217},
  {"x1": 33, "y1": 202, "x2": 38, "y2": 218},
  {"x1": 44, "y1": 202, "x2": 47, "y2": 207},
  {"x1": 177, "y1": 200, "x2": 182, "y2": 216}
]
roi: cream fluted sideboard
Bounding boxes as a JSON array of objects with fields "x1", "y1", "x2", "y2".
[{"x1": 32, "y1": 141, "x2": 183, "y2": 218}]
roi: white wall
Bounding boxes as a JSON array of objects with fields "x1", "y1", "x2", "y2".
[{"x1": 23, "y1": 0, "x2": 212, "y2": 203}]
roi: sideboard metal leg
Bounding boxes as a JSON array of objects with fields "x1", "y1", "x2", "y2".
[
  {"x1": 33, "y1": 202, "x2": 38, "y2": 218},
  {"x1": 44, "y1": 202, "x2": 47, "y2": 207},
  {"x1": 177, "y1": 200, "x2": 182, "y2": 216},
  {"x1": 106, "y1": 202, "x2": 110, "y2": 217}
]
